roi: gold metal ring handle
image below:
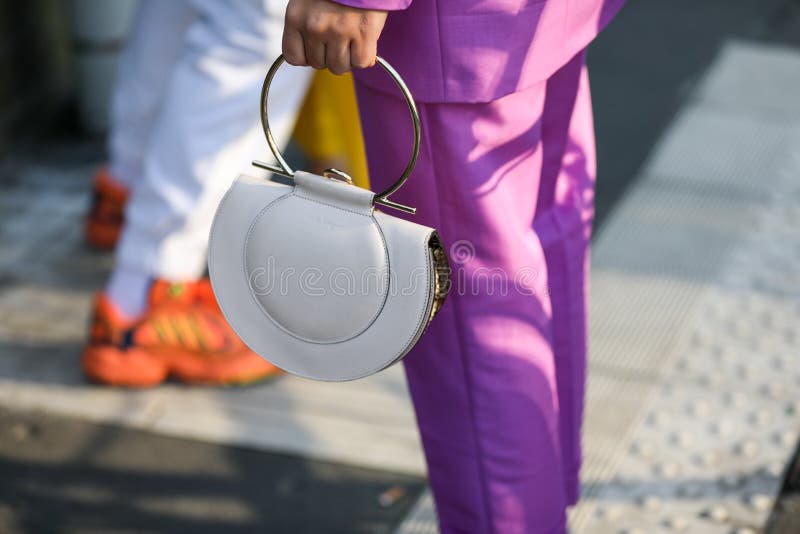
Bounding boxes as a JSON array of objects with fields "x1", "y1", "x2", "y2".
[{"x1": 254, "y1": 55, "x2": 421, "y2": 214}]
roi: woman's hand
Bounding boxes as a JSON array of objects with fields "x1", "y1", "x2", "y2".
[{"x1": 283, "y1": 0, "x2": 388, "y2": 75}]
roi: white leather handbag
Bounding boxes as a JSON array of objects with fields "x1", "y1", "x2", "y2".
[{"x1": 208, "y1": 56, "x2": 450, "y2": 381}]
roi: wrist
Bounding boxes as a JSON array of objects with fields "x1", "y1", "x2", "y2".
[{"x1": 328, "y1": 0, "x2": 410, "y2": 11}]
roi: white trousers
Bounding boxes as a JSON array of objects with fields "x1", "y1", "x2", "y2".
[{"x1": 111, "y1": 0, "x2": 312, "y2": 280}]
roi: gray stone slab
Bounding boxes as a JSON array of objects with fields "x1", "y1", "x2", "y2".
[
  {"x1": 695, "y1": 40, "x2": 800, "y2": 115},
  {"x1": 574, "y1": 39, "x2": 800, "y2": 534}
]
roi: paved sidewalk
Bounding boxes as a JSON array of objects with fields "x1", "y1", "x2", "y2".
[{"x1": 0, "y1": 155, "x2": 429, "y2": 532}]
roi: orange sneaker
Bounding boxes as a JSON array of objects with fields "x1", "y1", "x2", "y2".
[
  {"x1": 85, "y1": 167, "x2": 129, "y2": 250},
  {"x1": 82, "y1": 279, "x2": 281, "y2": 387}
]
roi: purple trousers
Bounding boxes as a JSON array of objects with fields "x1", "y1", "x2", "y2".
[{"x1": 355, "y1": 50, "x2": 594, "y2": 534}]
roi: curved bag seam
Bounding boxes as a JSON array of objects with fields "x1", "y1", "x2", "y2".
[
  {"x1": 382, "y1": 231, "x2": 434, "y2": 369},
  {"x1": 289, "y1": 228, "x2": 434, "y2": 382},
  {"x1": 243, "y1": 191, "x2": 390, "y2": 345},
  {"x1": 211, "y1": 180, "x2": 436, "y2": 382}
]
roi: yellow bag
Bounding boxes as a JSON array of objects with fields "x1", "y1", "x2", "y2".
[{"x1": 292, "y1": 71, "x2": 369, "y2": 188}]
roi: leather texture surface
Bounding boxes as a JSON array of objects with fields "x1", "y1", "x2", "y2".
[{"x1": 208, "y1": 172, "x2": 437, "y2": 381}]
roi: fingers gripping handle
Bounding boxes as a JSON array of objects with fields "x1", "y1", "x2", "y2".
[{"x1": 254, "y1": 55, "x2": 421, "y2": 214}]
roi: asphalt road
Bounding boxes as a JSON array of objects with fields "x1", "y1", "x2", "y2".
[{"x1": 0, "y1": 408, "x2": 424, "y2": 534}]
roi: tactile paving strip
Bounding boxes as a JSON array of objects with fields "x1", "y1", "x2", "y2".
[
  {"x1": 578, "y1": 143, "x2": 800, "y2": 533},
  {"x1": 396, "y1": 40, "x2": 800, "y2": 534}
]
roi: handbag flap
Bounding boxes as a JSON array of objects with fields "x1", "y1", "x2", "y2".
[
  {"x1": 244, "y1": 173, "x2": 389, "y2": 343},
  {"x1": 209, "y1": 173, "x2": 438, "y2": 381}
]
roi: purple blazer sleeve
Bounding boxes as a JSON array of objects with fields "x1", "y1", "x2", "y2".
[
  {"x1": 351, "y1": 0, "x2": 626, "y2": 103},
  {"x1": 330, "y1": 0, "x2": 411, "y2": 11}
]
